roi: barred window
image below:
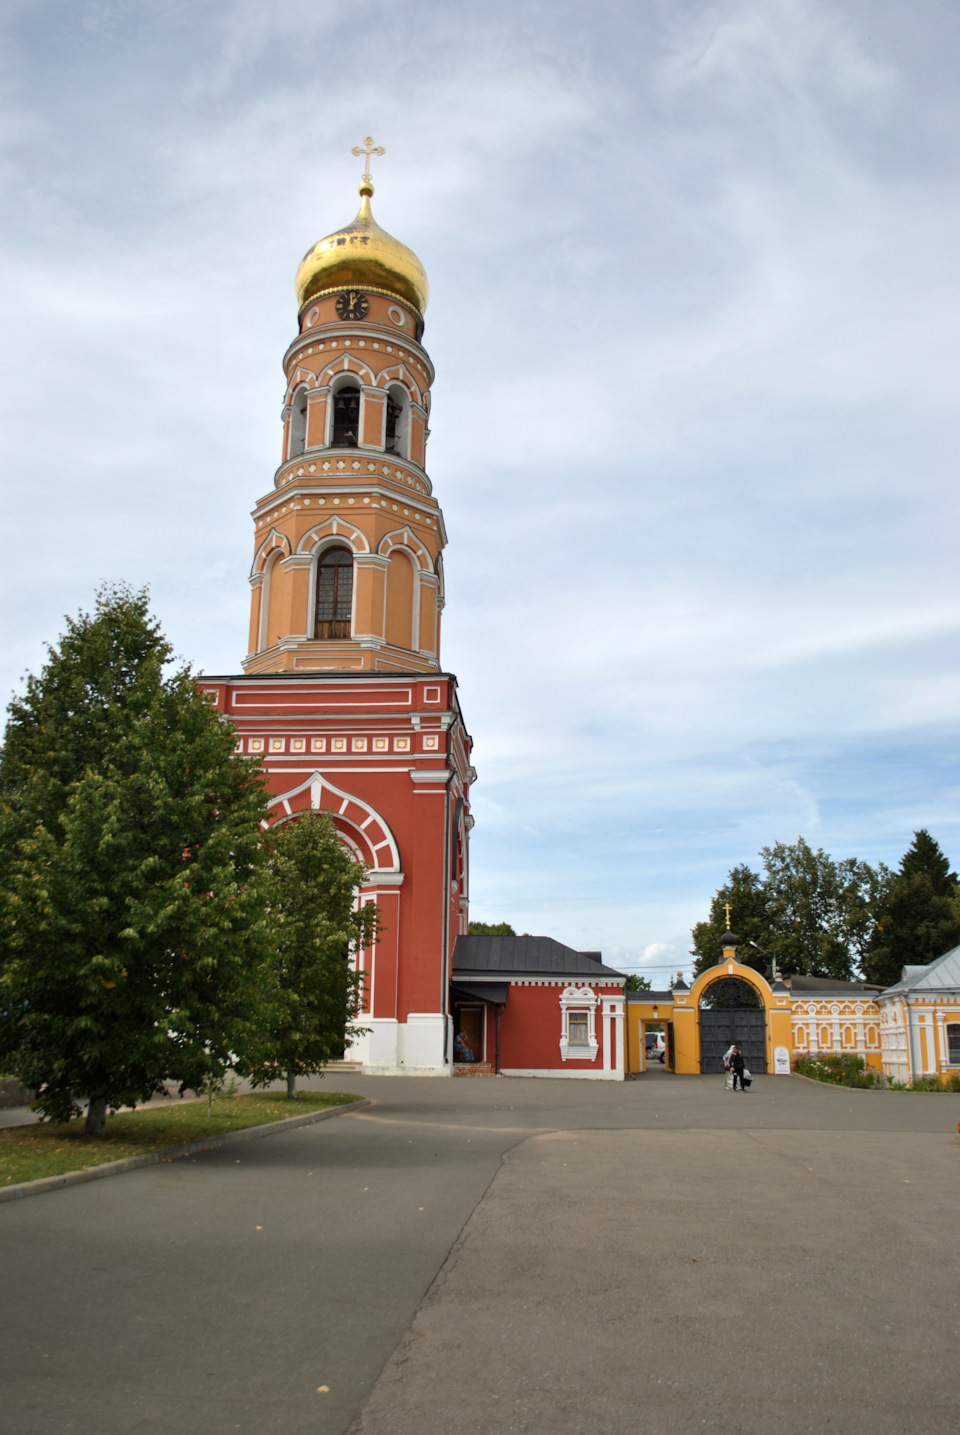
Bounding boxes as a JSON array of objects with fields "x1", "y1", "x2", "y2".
[{"x1": 315, "y1": 547, "x2": 353, "y2": 640}]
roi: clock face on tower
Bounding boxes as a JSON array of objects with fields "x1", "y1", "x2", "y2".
[{"x1": 336, "y1": 289, "x2": 369, "y2": 321}]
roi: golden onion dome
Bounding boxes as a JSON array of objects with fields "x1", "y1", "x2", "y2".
[{"x1": 295, "y1": 182, "x2": 429, "y2": 316}]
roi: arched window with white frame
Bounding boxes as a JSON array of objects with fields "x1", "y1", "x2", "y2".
[{"x1": 314, "y1": 545, "x2": 354, "y2": 640}]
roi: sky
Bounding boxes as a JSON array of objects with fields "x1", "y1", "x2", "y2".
[{"x1": 1, "y1": 0, "x2": 959, "y2": 982}]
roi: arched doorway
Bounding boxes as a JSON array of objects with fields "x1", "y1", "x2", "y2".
[{"x1": 699, "y1": 976, "x2": 768, "y2": 1074}]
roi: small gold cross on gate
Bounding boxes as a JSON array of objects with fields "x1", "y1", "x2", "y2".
[
  {"x1": 351, "y1": 135, "x2": 385, "y2": 186},
  {"x1": 723, "y1": 902, "x2": 733, "y2": 929}
]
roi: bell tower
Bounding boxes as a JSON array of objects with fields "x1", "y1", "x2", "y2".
[
  {"x1": 205, "y1": 142, "x2": 474, "y2": 1075},
  {"x1": 244, "y1": 145, "x2": 445, "y2": 675}
]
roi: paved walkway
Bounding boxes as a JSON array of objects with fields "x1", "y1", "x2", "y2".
[{"x1": 1, "y1": 1074, "x2": 957, "y2": 1434}]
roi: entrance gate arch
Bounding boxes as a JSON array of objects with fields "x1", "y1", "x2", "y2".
[{"x1": 698, "y1": 976, "x2": 767, "y2": 1074}]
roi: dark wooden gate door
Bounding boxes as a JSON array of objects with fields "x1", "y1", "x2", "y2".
[{"x1": 699, "y1": 1010, "x2": 767, "y2": 1073}]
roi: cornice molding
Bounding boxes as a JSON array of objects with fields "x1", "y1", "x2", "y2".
[
  {"x1": 273, "y1": 448, "x2": 433, "y2": 496},
  {"x1": 283, "y1": 315, "x2": 434, "y2": 382}
]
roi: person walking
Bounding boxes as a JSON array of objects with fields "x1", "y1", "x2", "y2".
[
  {"x1": 730, "y1": 1044, "x2": 747, "y2": 1091},
  {"x1": 722, "y1": 1043, "x2": 735, "y2": 1090}
]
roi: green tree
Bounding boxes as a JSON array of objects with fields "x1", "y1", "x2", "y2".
[
  {"x1": 624, "y1": 974, "x2": 652, "y2": 991},
  {"x1": 691, "y1": 864, "x2": 773, "y2": 976},
  {"x1": 246, "y1": 812, "x2": 377, "y2": 1099},
  {"x1": 0, "y1": 587, "x2": 274, "y2": 1135},
  {"x1": 468, "y1": 921, "x2": 516, "y2": 935},
  {"x1": 692, "y1": 840, "x2": 890, "y2": 981},
  {"x1": 862, "y1": 830, "x2": 960, "y2": 988},
  {"x1": 761, "y1": 838, "x2": 887, "y2": 981}
]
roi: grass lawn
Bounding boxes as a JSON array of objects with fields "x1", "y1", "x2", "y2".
[{"x1": 0, "y1": 1090, "x2": 360, "y2": 1188}]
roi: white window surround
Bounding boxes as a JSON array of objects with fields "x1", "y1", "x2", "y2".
[
  {"x1": 559, "y1": 985, "x2": 599, "y2": 1062},
  {"x1": 945, "y1": 1020, "x2": 960, "y2": 1066}
]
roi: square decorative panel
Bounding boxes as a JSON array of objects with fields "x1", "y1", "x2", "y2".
[
  {"x1": 394, "y1": 736, "x2": 411, "y2": 752},
  {"x1": 422, "y1": 734, "x2": 440, "y2": 750},
  {"x1": 290, "y1": 738, "x2": 306, "y2": 753},
  {"x1": 424, "y1": 686, "x2": 441, "y2": 702},
  {"x1": 332, "y1": 738, "x2": 347, "y2": 752},
  {"x1": 373, "y1": 737, "x2": 389, "y2": 752},
  {"x1": 352, "y1": 737, "x2": 368, "y2": 752},
  {"x1": 249, "y1": 738, "x2": 264, "y2": 753},
  {"x1": 311, "y1": 738, "x2": 326, "y2": 753},
  {"x1": 269, "y1": 738, "x2": 285, "y2": 753}
]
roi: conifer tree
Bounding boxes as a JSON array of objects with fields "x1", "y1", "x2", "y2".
[
  {"x1": 862, "y1": 830, "x2": 960, "y2": 988},
  {"x1": 245, "y1": 812, "x2": 377, "y2": 1098},
  {"x1": 0, "y1": 586, "x2": 274, "y2": 1134}
]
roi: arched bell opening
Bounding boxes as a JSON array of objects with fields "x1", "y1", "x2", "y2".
[
  {"x1": 331, "y1": 382, "x2": 361, "y2": 448},
  {"x1": 384, "y1": 384, "x2": 407, "y2": 456},
  {"x1": 288, "y1": 386, "x2": 308, "y2": 458}
]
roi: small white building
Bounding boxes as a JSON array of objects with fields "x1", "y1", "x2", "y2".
[{"x1": 877, "y1": 945, "x2": 960, "y2": 1083}]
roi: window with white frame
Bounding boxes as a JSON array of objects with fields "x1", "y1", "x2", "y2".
[
  {"x1": 947, "y1": 1023, "x2": 960, "y2": 1064},
  {"x1": 315, "y1": 545, "x2": 354, "y2": 639},
  {"x1": 559, "y1": 985, "x2": 598, "y2": 1062},
  {"x1": 567, "y1": 1011, "x2": 589, "y2": 1045}
]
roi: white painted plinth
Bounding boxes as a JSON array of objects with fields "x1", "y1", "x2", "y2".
[{"x1": 346, "y1": 1014, "x2": 450, "y2": 1075}]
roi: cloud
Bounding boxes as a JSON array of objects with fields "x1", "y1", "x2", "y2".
[{"x1": 2, "y1": 0, "x2": 960, "y2": 975}]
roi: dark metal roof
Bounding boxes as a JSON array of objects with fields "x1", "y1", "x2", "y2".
[
  {"x1": 452, "y1": 934, "x2": 625, "y2": 981},
  {"x1": 625, "y1": 989, "x2": 674, "y2": 1003},
  {"x1": 451, "y1": 980, "x2": 509, "y2": 1005},
  {"x1": 785, "y1": 975, "x2": 884, "y2": 993}
]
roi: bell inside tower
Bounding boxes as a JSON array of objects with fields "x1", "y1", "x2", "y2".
[{"x1": 332, "y1": 385, "x2": 360, "y2": 447}]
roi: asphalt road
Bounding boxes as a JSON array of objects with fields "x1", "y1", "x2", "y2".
[{"x1": 1, "y1": 1073, "x2": 958, "y2": 1435}]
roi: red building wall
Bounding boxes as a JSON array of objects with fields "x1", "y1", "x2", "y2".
[{"x1": 201, "y1": 671, "x2": 473, "y2": 1073}]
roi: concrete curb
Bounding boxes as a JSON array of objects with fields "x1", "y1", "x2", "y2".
[{"x1": 0, "y1": 1097, "x2": 371, "y2": 1205}]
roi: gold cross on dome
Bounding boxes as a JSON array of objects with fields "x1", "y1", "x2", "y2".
[
  {"x1": 724, "y1": 902, "x2": 733, "y2": 929},
  {"x1": 351, "y1": 135, "x2": 385, "y2": 185}
]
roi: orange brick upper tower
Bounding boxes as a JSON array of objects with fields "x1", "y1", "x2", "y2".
[
  {"x1": 245, "y1": 148, "x2": 444, "y2": 676},
  {"x1": 207, "y1": 142, "x2": 474, "y2": 1076}
]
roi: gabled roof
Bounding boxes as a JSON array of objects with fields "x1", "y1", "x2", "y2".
[
  {"x1": 880, "y1": 944, "x2": 960, "y2": 995},
  {"x1": 452, "y1": 934, "x2": 624, "y2": 982},
  {"x1": 785, "y1": 975, "x2": 884, "y2": 994}
]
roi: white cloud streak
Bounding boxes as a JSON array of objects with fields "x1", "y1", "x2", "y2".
[{"x1": 2, "y1": 0, "x2": 959, "y2": 972}]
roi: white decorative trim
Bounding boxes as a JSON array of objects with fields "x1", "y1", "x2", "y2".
[
  {"x1": 266, "y1": 770, "x2": 400, "y2": 872},
  {"x1": 559, "y1": 985, "x2": 599, "y2": 1062}
]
